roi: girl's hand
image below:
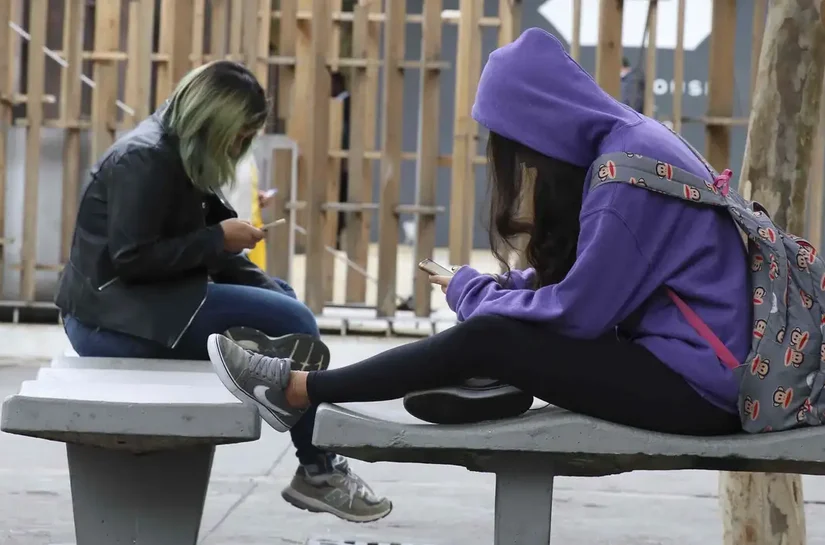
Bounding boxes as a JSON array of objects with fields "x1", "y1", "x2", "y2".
[
  {"x1": 258, "y1": 189, "x2": 277, "y2": 209},
  {"x1": 429, "y1": 275, "x2": 451, "y2": 294}
]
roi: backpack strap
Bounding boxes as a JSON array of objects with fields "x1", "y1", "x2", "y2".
[
  {"x1": 589, "y1": 152, "x2": 731, "y2": 208},
  {"x1": 665, "y1": 124, "x2": 737, "y2": 197},
  {"x1": 666, "y1": 289, "x2": 739, "y2": 370}
]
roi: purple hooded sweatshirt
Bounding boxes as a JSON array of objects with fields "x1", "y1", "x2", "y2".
[{"x1": 445, "y1": 28, "x2": 751, "y2": 413}]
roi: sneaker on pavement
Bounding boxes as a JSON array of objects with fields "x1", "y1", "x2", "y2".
[
  {"x1": 207, "y1": 333, "x2": 329, "y2": 432},
  {"x1": 403, "y1": 378, "x2": 534, "y2": 424},
  {"x1": 223, "y1": 326, "x2": 330, "y2": 371},
  {"x1": 282, "y1": 455, "x2": 392, "y2": 523}
]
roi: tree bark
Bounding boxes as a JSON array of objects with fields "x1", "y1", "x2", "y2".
[
  {"x1": 740, "y1": 0, "x2": 825, "y2": 234},
  {"x1": 720, "y1": 1, "x2": 825, "y2": 544}
]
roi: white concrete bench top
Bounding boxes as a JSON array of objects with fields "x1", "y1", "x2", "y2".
[
  {"x1": 18, "y1": 379, "x2": 239, "y2": 403},
  {"x1": 313, "y1": 404, "x2": 825, "y2": 477},
  {"x1": 51, "y1": 354, "x2": 214, "y2": 372},
  {"x1": 36, "y1": 367, "x2": 224, "y2": 386},
  {"x1": 1, "y1": 356, "x2": 260, "y2": 452}
]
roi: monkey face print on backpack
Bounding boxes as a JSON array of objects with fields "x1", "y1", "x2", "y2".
[{"x1": 590, "y1": 137, "x2": 825, "y2": 434}]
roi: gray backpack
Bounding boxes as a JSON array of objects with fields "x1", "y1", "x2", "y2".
[{"x1": 590, "y1": 131, "x2": 824, "y2": 433}]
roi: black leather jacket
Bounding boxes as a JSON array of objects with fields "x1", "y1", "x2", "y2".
[{"x1": 55, "y1": 107, "x2": 282, "y2": 348}]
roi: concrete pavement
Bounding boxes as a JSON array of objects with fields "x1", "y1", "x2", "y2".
[{"x1": 3, "y1": 327, "x2": 825, "y2": 544}]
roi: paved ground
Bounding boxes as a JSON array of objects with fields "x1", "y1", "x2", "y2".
[{"x1": 4, "y1": 325, "x2": 825, "y2": 544}]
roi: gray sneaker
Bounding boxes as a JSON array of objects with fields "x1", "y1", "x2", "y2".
[
  {"x1": 207, "y1": 334, "x2": 328, "y2": 432},
  {"x1": 282, "y1": 455, "x2": 393, "y2": 523}
]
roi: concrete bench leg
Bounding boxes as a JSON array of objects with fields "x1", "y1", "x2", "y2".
[
  {"x1": 494, "y1": 466, "x2": 555, "y2": 545},
  {"x1": 66, "y1": 444, "x2": 215, "y2": 545}
]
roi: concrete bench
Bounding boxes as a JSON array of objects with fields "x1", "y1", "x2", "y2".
[
  {"x1": 1, "y1": 356, "x2": 261, "y2": 545},
  {"x1": 313, "y1": 403, "x2": 825, "y2": 545}
]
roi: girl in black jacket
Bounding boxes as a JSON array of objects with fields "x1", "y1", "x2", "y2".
[{"x1": 56, "y1": 60, "x2": 391, "y2": 523}]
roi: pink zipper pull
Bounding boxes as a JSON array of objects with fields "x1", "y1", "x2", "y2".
[{"x1": 714, "y1": 169, "x2": 733, "y2": 196}]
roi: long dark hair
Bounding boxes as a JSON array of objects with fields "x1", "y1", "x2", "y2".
[{"x1": 487, "y1": 132, "x2": 587, "y2": 288}]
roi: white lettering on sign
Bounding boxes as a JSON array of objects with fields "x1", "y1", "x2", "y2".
[{"x1": 653, "y1": 79, "x2": 709, "y2": 97}]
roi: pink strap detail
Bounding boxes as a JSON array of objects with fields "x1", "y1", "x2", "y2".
[
  {"x1": 666, "y1": 289, "x2": 739, "y2": 370},
  {"x1": 714, "y1": 169, "x2": 733, "y2": 196}
]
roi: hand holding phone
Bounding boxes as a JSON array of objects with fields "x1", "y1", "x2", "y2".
[
  {"x1": 258, "y1": 188, "x2": 278, "y2": 208},
  {"x1": 418, "y1": 258, "x2": 455, "y2": 277}
]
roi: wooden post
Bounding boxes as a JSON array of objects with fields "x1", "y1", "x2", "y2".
[
  {"x1": 302, "y1": 0, "x2": 332, "y2": 314},
  {"x1": 719, "y1": 2, "x2": 825, "y2": 544},
  {"x1": 704, "y1": 0, "x2": 736, "y2": 172},
  {"x1": 90, "y1": 0, "x2": 120, "y2": 163},
  {"x1": 191, "y1": 0, "x2": 206, "y2": 68},
  {"x1": 498, "y1": 0, "x2": 521, "y2": 45},
  {"x1": 124, "y1": 1, "x2": 141, "y2": 130},
  {"x1": 123, "y1": 0, "x2": 154, "y2": 129},
  {"x1": 274, "y1": 0, "x2": 297, "y2": 266},
  {"x1": 750, "y1": 0, "x2": 768, "y2": 104},
  {"x1": 59, "y1": 0, "x2": 85, "y2": 264},
  {"x1": 571, "y1": 0, "x2": 582, "y2": 62},
  {"x1": 0, "y1": 0, "x2": 12, "y2": 296},
  {"x1": 323, "y1": 0, "x2": 343, "y2": 303},
  {"x1": 448, "y1": 0, "x2": 482, "y2": 267},
  {"x1": 239, "y1": 2, "x2": 259, "y2": 82},
  {"x1": 229, "y1": 1, "x2": 243, "y2": 61},
  {"x1": 137, "y1": 0, "x2": 155, "y2": 119},
  {"x1": 19, "y1": 0, "x2": 47, "y2": 301},
  {"x1": 210, "y1": 0, "x2": 228, "y2": 60},
  {"x1": 240, "y1": 0, "x2": 259, "y2": 70},
  {"x1": 344, "y1": 0, "x2": 380, "y2": 304},
  {"x1": 277, "y1": 0, "x2": 297, "y2": 129},
  {"x1": 155, "y1": 0, "x2": 194, "y2": 105},
  {"x1": 344, "y1": 0, "x2": 370, "y2": 305},
  {"x1": 289, "y1": 0, "x2": 312, "y2": 244},
  {"x1": 255, "y1": 0, "x2": 272, "y2": 84},
  {"x1": 595, "y1": 0, "x2": 623, "y2": 99},
  {"x1": 671, "y1": 0, "x2": 685, "y2": 133},
  {"x1": 412, "y1": 0, "x2": 444, "y2": 317},
  {"x1": 376, "y1": 0, "x2": 406, "y2": 317},
  {"x1": 642, "y1": 0, "x2": 657, "y2": 119}
]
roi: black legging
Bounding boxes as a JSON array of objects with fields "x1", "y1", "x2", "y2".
[{"x1": 306, "y1": 314, "x2": 741, "y2": 436}]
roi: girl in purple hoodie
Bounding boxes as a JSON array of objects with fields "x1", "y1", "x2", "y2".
[{"x1": 206, "y1": 28, "x2": 750, "y2": 438}]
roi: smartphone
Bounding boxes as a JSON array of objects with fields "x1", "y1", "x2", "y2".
[
  {"x1": 418, "y1": 258, "x2": 455, "y2": 277},
  {"x1": 261, "y1": 218, "x2": 286, "y2": 230}
]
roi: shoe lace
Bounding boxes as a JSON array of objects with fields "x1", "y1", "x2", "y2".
[
  {"x1": 338, "y1": 468, "x2": 376, "y2": 508},
  {"x1": 247, "y1": 352, "x2": 291, "y2": 387}
]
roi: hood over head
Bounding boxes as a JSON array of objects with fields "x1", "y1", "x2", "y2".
[{"x1": 472, "y1": 28, "x2": 641, "y2": 168}]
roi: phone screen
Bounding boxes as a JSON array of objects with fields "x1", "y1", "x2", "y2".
[{"x1": 418, "y1": 258, "x2": 454, "y2": 277}]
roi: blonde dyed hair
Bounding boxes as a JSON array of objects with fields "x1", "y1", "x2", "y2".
[{"x1": 164, "y1": 61, "x2": 268, "y2": 191}]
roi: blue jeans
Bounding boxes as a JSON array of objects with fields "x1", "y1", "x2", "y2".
[{"x1": 63, "y1": 279, "x2": 329, "y2": 466}]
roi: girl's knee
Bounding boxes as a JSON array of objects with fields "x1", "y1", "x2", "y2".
[{"x1": 292, "y1": 304, "x2": 320, "y2": 337}]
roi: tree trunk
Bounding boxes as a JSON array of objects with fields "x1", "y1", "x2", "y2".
[
  {"x1": 720, "y1": 1, "x2": 825, "y2": 544},
  {"x1": 740, "y1": 0, "x2": 825, "y2": 234}
]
